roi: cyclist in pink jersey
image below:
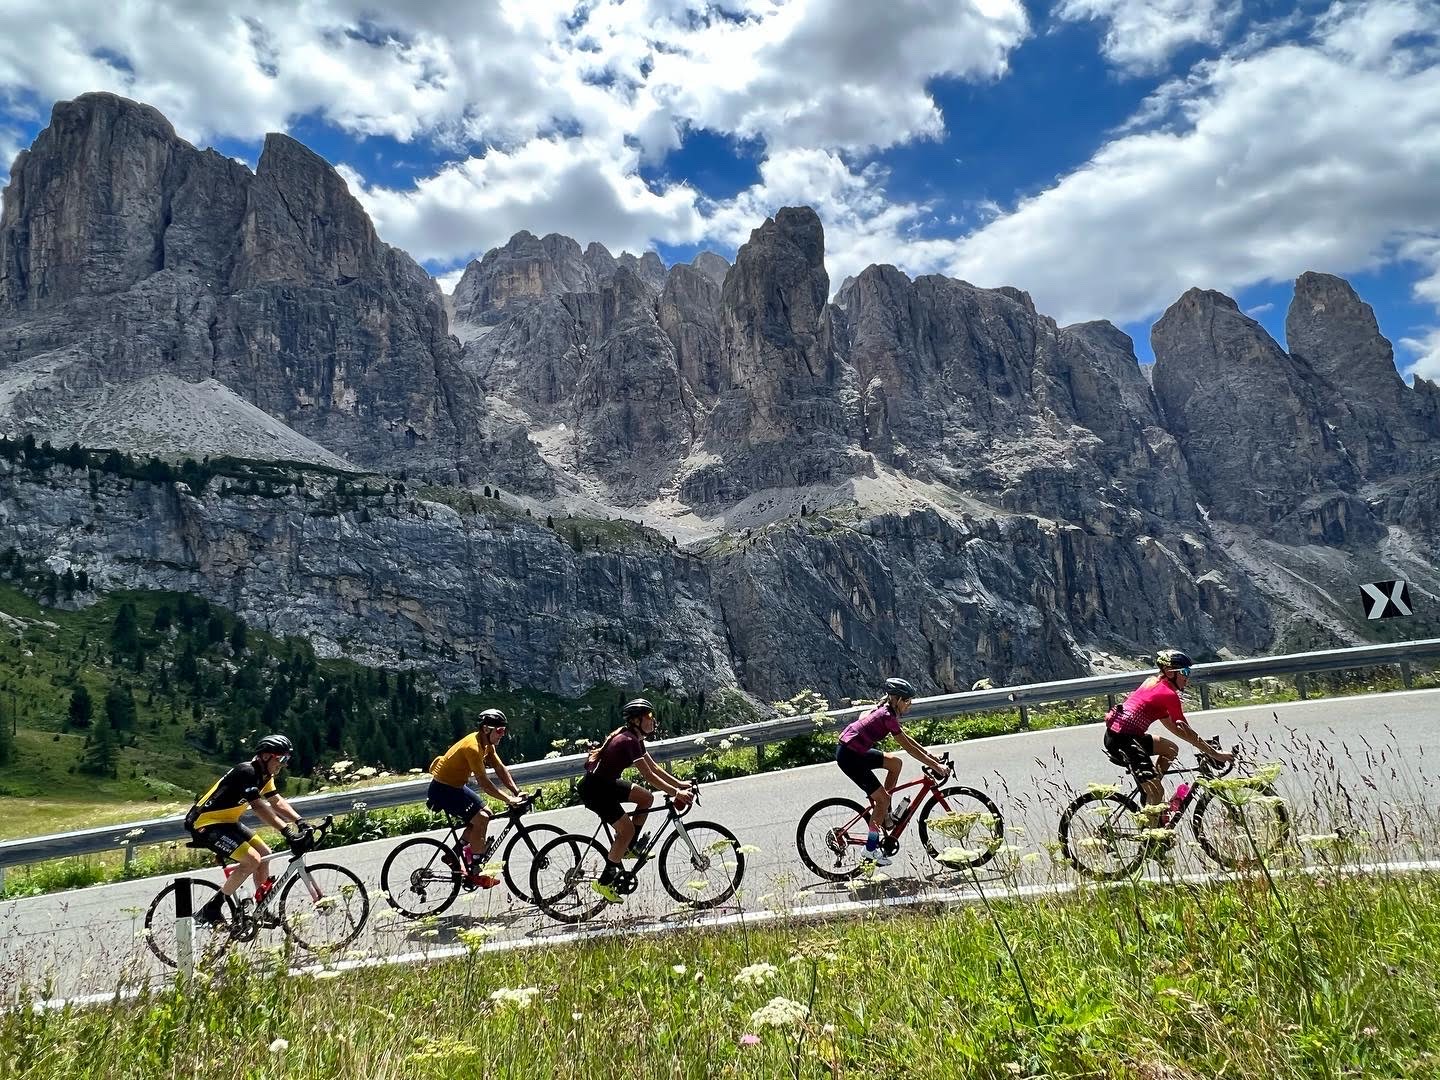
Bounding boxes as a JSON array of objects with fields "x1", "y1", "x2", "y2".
[
  {"x1": 836, "y1": 677, "x2": 948, "y2": 866},
  {"x1": 1103, "y1": 650, "x2": 1232, "y2": 813}
]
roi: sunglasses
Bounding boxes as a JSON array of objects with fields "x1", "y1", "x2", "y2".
[{"x1": 1177, "y1": 667, "x2": 1192, "y2": 678}]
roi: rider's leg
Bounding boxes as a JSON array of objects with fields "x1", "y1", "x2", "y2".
[
  {"x1": 627, "y1": 785, "x2": 655, "y2": 844},
  {"x1": 1151, "y1": 737, "x2": 1179, "y2": 781},
  {"x1": 462, "y1": 809, "x2": 492, "y2": 855}
]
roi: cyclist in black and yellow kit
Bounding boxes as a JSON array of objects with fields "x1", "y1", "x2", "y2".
[{"x1": 184, "y1": 734, "x2": 307, "y2": 924}]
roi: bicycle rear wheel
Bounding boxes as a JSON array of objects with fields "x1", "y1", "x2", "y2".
[
  {"x1": 277, "y1": 862, "x2": 370, "y2": 953},
  {"x1": 658, "y1": 821, "x2": 745, "y2": 909},
  {"x1": 381, "y1": 837, "x2": 462, "y2": 919},
  {"x1": 529, "y1": 834, "x2": 612, "y2": 924},
  {"x1": 1059, "y1": 791, "x2": 1148, "y2": 879},
  {"x1": 1193, "y1": 787, "x2": 1290, "y2": 869},
  {"x1": 143, "y1": 878, "x2": 235, "y2": 968},
  {"x1": 916, "y1": 786, "x2": 1004, "y2": 870},
  {"x1": 796, "y1": 797, "x2": 872, "y2": 881},
  {"x1": 502, "y1": 823, "x2": 567, "y2": 904}
]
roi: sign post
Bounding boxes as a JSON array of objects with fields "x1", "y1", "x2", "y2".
[{"x1": 174, "y1": 877, "x2": 194, "y2": 979}]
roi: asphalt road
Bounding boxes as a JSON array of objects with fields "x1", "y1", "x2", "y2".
[{"x1": 3, "y1": 688, "x2": 1436, "y2": 1003}]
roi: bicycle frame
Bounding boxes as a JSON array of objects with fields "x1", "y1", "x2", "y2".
[{"x1": 589, "y1": 795, "x2": 697, "y2": 880}]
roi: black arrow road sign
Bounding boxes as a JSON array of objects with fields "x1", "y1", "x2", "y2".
[{"x1": 1360, "y1": 580, "x2": 1412, "y2": 620}]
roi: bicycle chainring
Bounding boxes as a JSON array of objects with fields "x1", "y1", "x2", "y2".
[{"x1": 880, "y1": 836, "x2": 900, "y2": 857}]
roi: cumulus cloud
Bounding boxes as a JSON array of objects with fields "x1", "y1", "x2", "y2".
[
  {"x1": 1055, "y1": 0, "x2": 1240, "y2": 73},
  {"x1": 0, "y1": 127, "x2": 21, "y2": 187}
]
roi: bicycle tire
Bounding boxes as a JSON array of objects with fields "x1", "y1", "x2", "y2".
[
  {"x1": 143, "y1": 878, "x2": 235, "y2": 968},
  {"x1": 277, "y1": 862, "x2": 370, "y2": 953},
  {"x1": 657, "y1": 821, "x2": 745, "y2": 908},
  {"x1": 529, "y1": 834, "x2": 612, "y2": 924},
  {"x1": 916, "y1": 786, "x2": 1005, "y2": 870},
  {"x1": 796, "y1": 797, "x2": 872, "y2": 881},
  {"x1": 1059, "y1": 790, "x2": 1148, "y2": 879},
  {"x1": 501, "y1": 823, "x2": 567, "y2": 904},
  {"x1": 380, "y1": 836, "x2": 462, "y2": 919},
  {"x1": 1192, "y1": 786, "x2": 1290, "y2": 869}
]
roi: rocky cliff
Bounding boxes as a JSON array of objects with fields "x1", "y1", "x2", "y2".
[{"x1": 2, "y1": 92, "x2": 1436, "y2": 702}]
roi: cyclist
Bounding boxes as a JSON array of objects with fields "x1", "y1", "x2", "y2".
[
  {"x1": 836, "y1": 677, "x2": 948, "y2": 867},
  {"x1": 184, "y1": 734, "x2": 307, "y2": 925},
  {"x1": 579, "y1": 697, "x2": 693, "y2": 903},
  {"x1": 1104, "y1": 649, "x2": 1233, "y2": 819},
  {"x1": 428, "y1": 708, "x2": 526, "y2": 886}
]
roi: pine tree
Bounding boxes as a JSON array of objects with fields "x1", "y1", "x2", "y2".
[
  {"x1": 68, "y1": 685, "x2": 94, "y2": 728},
  {"x1": 111, "y1": 602, "x2": 140, "y2": 656},
  {"x1": 0, "y1": 707, "x2": 14, "y2": 766},
  {"x1": 229, "y1": 618, "x2": 248, "y2": 654},
  {"x1": 104, "y1": 682, "x2": 137, "y2": 732},
  {"x1": 80, "y1": 714, "x2": 119, "y2": 777}
]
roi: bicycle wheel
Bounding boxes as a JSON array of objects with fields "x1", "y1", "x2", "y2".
[
  {"x1": 529, "y1": 834, "x2": 612, "y2": 924},
  {"x1": 658, "y1": 821, "x2": 745, "y2": 909},
  {"x1": 1060, "y1": 791, "x2": 1148, "y2": 879},
  {"x1": 381, "y1": 837, "x2": 462, "y2": 919},
  {"x1": 1193, "y1": 787, "x2": 1290, "y2": 869},
  {"x1": 501, "y1": 823, "x2": 567, "y2": 904},
  {"x1": 277, "y1": 862, "x2": 370, "y2": 953},
  {"x1": 916, "y1": 786, "x2": 1005, "y2": 870},
  {"x1": 796, "y1": 797, "x2": 872, "y2": 881},
  {"x1": 143, "y1": 878, "x2": 235, "y2": 968}
]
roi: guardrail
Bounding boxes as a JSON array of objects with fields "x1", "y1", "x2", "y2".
[{"x1": 2, "y1": 637, "x2": 1437, "y2": 885}]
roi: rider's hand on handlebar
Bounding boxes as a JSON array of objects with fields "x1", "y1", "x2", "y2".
[
  {"x1": 1207, "y1": 747, "x2": 1235, "y2": 765},
  {"x1": 672, "y1": 788, "x2": 694, "y2": 811}
]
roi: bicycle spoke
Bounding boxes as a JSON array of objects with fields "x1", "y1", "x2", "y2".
[
  {"x1": 1060, "y1": 792, "x2": 1147, "y2": 879},
  {"x1": 381, "y1": 837, "x2": 461, "y2": 919},
  {"x1": 278, "y1": 863, "x2": 370, "y2": 953},
  {"x1": 658, "y1": 823, "x2": 745, "y2": 909}
]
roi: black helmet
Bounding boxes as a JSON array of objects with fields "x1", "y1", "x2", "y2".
[
  {"x1": 884, "y1": 677, "x2": 916, "y2": 700},
  {"x1": 622, "y1": 698, "x2": 655, "y2": 719},
  {"x1": 477, "y1": 708, "x2": 508, "y2": 728},
  {"x1": 1156, "y1": 649, "x2": 1193, "y2": 671},
  {"x1": 255, "y1": 734, "x2": 293, "y2": 757}
]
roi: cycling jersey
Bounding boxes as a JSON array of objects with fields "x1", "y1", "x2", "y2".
[
  {"x1": 429, "y1": 733, "x2": 501, "y2": 788},
  {"x1": 186, "y1": 761, "x2": 277, "y2": 830},
  {"x1": 1108, "y1": 678, "x2": 1185, "y2": 737},
  {"x1": 839, "y1": 703, "x2": 901, "y2": 753},
  {"x1": 585, "y1": 729, "x2": 646, "y2": 784}
]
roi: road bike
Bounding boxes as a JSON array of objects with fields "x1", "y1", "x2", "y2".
[
  {"x1": 1059, "y1": 743, "x2": 1290, "y2": 880},
  {"x1": 379, "y1": 791, "x2": 564, "y2": 917},
  {"x1": 795, "y1": 751, "x2": 1004, "y2": 881},
  {"x1": 529, "y1": 785, "x2": 744, "y2": 924},
  {"x1": 143, "y1": 816, "x2": 370, "y2": 967}
]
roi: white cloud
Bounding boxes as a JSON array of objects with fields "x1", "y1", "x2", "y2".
[
  {"x1": 1245, "y1": 302, "x2": 1275, "y2": 316},
  {"x1": 1055, "y1": 0, "x2": 1240, "y2": 74},
  {"x1": 944, "y1": 1, "x2": 1440, "y2": 332},
  {"x1": 0, "y1": 128, "x2": 21, "y2": 188},
  {"x1": 1399, "y1": 327, "x2": 1440, "y2": 383}
]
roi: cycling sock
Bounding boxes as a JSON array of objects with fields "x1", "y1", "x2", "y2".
[{"x1": 865, "y1": 831, "x2": 880, "y2": 853}]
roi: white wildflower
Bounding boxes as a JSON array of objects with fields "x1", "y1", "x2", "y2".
[
  {"x1": 489, "y1": 986, "x2": 541, "y2": 1009},
  {"x1": 733, "y1": 962, "x2": 779, "y2": 987},
  {"x1": 750, "y1": 996, "x2": 809, "y2": 1029},
  {"x1": 269, "y1": 1038, "x2": 289, "y2": 1053}
]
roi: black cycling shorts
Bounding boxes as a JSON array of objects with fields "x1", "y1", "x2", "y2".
[
  {"x1": 836, "y1": 743, "x2": 886, "y2": 796},
  {"x1": 426, "y1": 779, "x2": 486, "y2": 823},
  {"x1": 1103, "y1": 729, "x2": 1158, "y2": 784},
  {"x1": 188, "y1": 822, "x2": 259, "y2": 863},
  {"x1": 578, "y1": 774, "x2": 635, "y2": 825}
]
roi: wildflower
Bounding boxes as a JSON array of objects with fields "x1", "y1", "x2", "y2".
[
  {"x1": 937, "y1": 847, "x2": 981, "y2": 868},
  {"x1": 1002, "y1": 1065, "x2": 1022, "y2": 1076},
  {"x1": 1086, "y1": 783, "x2": 1119, "y2": 797},
  {"x1": 332, "y1": 760, "x2": 354, "y2": 774},
  {"x1": 739, "y1": 1034, "x2": 761, "y2": 1047},
  {"x1": 733, "y1": 962, "x2": 779, "y2": 987},
  {"x1": 718, "y1": 738, "x2": 734, "y2": 751},
  {"x1": 124, "y1": 827, "x2": 145, "y2": 840},
  {"x1": 928, "y1": 811, "x2": 994, "y2": 839},
  {"x1": 489, "y1": 986, "x2": 541, "y2": 1009},
  {"x1": 693, "y1": 736, "x2": 708, "y2": 747},
  {"x1": 354, "y1": 766, "x2": 378, "y2": 779},
  {"x1": 1021, "y1": 852, "x2": 1041, "y2": 864},
  {"x1": 572, "y1": 1012, "x2": 584, "y2": 1021},
  {"x1": 269, "y1": 1038, "x2": 289, "y2": 1053},
  {"x1": 737, "y1": 844, "x2": 762, "y2": 855},
  {"x1": 545, "y1": 751, "x2": 562, "y2": 759},
  {"x1": 1300, "y1": 833, "x2": 1341, "y2": 847},
  {"x1": 350, "y1": 801, "x2": 368, "y2": 813},
  {"x1": 458, "y1": 926, "x2": 496, "y2": 951},
  {"x1": 672, "y1": 964, "x2": 687, "y2": 976},
  {"x1": 1140, "y1": 828, "x2": 1175, "y2": 843},
  {"x1": 750, "y1": 996, "x2": 810, "y2": 1029},
  {"x1": 314, "y1": 969, "x2": 342, "y2": 980},
  {"x1": 551, "y1": 738, "x2": 569, "y2": 750}
]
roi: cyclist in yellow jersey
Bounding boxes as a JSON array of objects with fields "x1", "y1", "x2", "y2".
[
  {"x1": 428, "y1": 709, "x2": 525, "y2": 882},
  {"x1": 184, "y1": 733, "x2": 307, "y2": 924}
]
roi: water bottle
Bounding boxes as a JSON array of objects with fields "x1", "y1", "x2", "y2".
[
  {"x1": 1164, "y1": 783, "x2": 1190, "y2": 823},
  {"x1": 255, "y1": 875, "x2": 277, "y2": 904},
  {"x1": 888, "y1": 796, "x2": 913, "y2": 829}
]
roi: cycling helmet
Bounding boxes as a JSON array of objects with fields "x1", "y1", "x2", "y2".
[
  {"x1": 255, "y1": 734, "x2": 293, "y2": 757},
  {"x1": 477, "y1": 708, "x2": 508, "y2": 728},
  {"x1": 1156, "y1": 649, "x2": 1193, "y2": 672},
  {"x1": 884, "y1": 677, "x2": 916, "y2": 700},
  {"x1": 622, "y1": 698, "x2": 655, "y2": 719}
]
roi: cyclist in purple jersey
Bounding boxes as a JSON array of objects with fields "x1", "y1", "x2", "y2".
[
  {"x1": 835, "y1": 678, "x2": 947, "y2": 866},
  {"x1": 1103, "y1": 650, "x2": 1232, "y2": 815}
]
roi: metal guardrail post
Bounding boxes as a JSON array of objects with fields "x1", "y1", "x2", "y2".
[
  {"x1": 1296, "y1": 673, "x2": 1309, "y2": 700},
  {"x1": 1018, "y1": 704, "x2": 1030, "y2": 730},
  {"x1": 755, "y1": 743, "x2": 765, "y2": 770},
  {"x1": 1198, "y1": 683, "x2": 1212, "y2": 710},
  {"x1": 1401, "y1": 662, "x2": 1413, "y2": 689},
  {"x1": 1106, "y1": 693, "x2": 1115, "y2": 709},
  {"x1": 175, "y1": 877, "x2": 194, "y2": 979},
  {"x1": 124, "y1": 843, "x2": 136, "y2": 871}
]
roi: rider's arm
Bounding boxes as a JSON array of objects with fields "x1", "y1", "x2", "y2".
[
  {"x1": 1157, "y1": 713, "x2": 1230, "y2": 761},
  {"x1": 486, "y1": 746, "x2": 524, "y2": 801},
  {"x1": 895, "y1": 730, "x2": 945, "y2": 773},
  {"x1": 637, "y1": 754, "x2": 689, "y2": 796},
  {"x1": 249, "y1": 794, "x2": 299, "y2": 832}
]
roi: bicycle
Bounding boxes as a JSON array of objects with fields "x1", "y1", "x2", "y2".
[
  {"x1": 143, "y1": 816, "x2": 371, "y2": 967},
  {"x1": 379, "y1": 791, "x2": 564, "y2": 917},
  {"x1": 528, "y1": 784, "x2": 745, "y2": 924},
  {"x1": 795, "y1": 751, "x2": 1004, "y2": 881},
  {"x1": 1059, "y1": 743, "x2": 1290, "y2": 880}
]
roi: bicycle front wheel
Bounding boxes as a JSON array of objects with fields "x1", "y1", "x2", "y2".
[
  {"x1": 917, "y1": 786, "x2": 1004, "y2": 870},
  {"x1": 1059, "y1": 791, "x2": 1147, "y2": 879},
  {"x1": 143, "y1": 878, "x2": 235, "y2": 968},
  {"x1": 381, "y1": 837, "x2": 462, "y2": 919},
  {"x1": 502, "y1": 823, "x2": 567, "y2": 904},
  {"x1": 658, "y1": 822, "x2": 745, "y2": 909},
  {"x1": 529, "y1": 834, "x2": 612, "y2": 924},
  {"x1": 278, "y1": 862, "x2": 370, "y2": 953},
  {"x1": 796, "y1": 797, "x2": 871, "y2": 881},
  {"x1": 1193, "y1": 787, "x2": 1290, "y2": 869}
]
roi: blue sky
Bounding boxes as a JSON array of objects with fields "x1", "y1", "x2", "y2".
[{"x1": 2, "y1": 0, "x2": 1438, "y2": 375}]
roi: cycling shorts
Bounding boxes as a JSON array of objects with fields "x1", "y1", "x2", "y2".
[
  {"x1": 578, "y1": 774, "x2": 635, "y2": 825},
  {"x1": 188, "y1": 821, "x2": 260, "y2": 863},
  {"x1": 836, "y1": 743, "x2": 887, "y2": 796},
  {"x1": 426, "y1": 779, "x2": 486, "y2": 823},
  {"x1": 1103, "y1": 729, "x2": 1158, "y2": 784}
]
